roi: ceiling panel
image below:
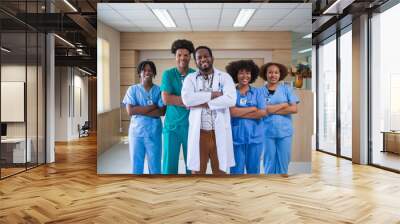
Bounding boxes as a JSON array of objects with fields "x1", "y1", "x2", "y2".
[
  {"x1": 97, "y1": 3, "x2": 113, "y2": 11},
  {"x1": 133, "y1": 20, "x2": 163, "y2": 28},
  {"x1": 285, "y1": 9, "x2": 312, "y2": 21},
  {"x1": 191, "y1": 20, "x2": 219, "y2": 26},
  {"x1": 187, "y1": 9, "x2": 221, "y2": 19},
  {"x1": 98, "y1": 10, "x2": 123, "y2": 21},
  {"x1": 270, "y1": 26, "x2": 296, "y2": 31},
  {"x1": 97, "y1": 3, "x2": 311, "y2": 32},
  {"x1": 252, "y1": 9, "x2": 292, "y2": 20},
  {"x1": 223, "y1": 3, "x2": 261, "y2": 9},
  {"x1": 109, "y1": 3, "x2": 147, "y2": 10},
  {"x1": 147, "y1": 3, "x2": 184, "y2": 9},
  {"x1": 247, "y1": 19, "x2": 278, "y2": 27},
  {"x1": 169, "y1": 9, "x2": 188, "y2": 20},
  {"x1": 192, "y1": 25, "x2": 218, "y2": 31},
  {"x1": 259, "y1": 3, "x2": 299, "y2": 9},
  {"x1": 117, "y1": 9, "x2": 155, "y2": 20},
  {"x1": 185, "y1": 3, "x2": 223, "y2": 9},
  {"x1": 297, "y1": 3, "x2": 312, "y2": 9},
  {"x1": 274, "y1": 19, "x2": 306, "y2": 27}
]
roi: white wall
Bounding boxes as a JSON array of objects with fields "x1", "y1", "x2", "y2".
[
  {"x1": 97, "y1": 21, "x2": 120, "y2": 113},
  {"x1": 55, "y1": 67, "x2": 89, "y2": 141}
]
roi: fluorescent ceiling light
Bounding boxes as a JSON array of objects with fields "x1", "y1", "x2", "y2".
[
  {"x1": 78, "y1": 67, "x2": 92, "y2": 76},
  {"x1": 54, "y1": 34, "x2": 75, "y2": 48},
  {"x1": 63, "y1": 0, "x2": 78, "y2": 12},
  {"x1": 234, "y1": 9, "x2": 255, "y2": 27},
  {"x1": 1, "y1": 47, "x2": 11, "y2": 53},
  {"x1": 152, "y1": 9, "x2": 176, "y2": 28},
  {"x1": 298, "y1": 48, "x2": 312, "y2": 54},
  {"x1": 303, "y1": 33, "x2": 312, "y2": 39}
]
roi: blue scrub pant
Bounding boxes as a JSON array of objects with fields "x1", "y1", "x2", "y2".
[
  {"x1": 129, "y1": 135, "x2": 161, "y2": 174},
  {"x1": 230, "y1": 143, "x2": 263, "y2": 174},
  {"x1": 263, "y1": 136, "x2": 292, "y2": 174},
  {"x1": 162, "y1": 126, "x2": 190, "y2": 174}
]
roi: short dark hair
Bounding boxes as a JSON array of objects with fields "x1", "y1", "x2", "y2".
[
  {"x1": 225, "y1": 60, "x2": 259, "y2": 84},
  {"x1": 171, "y1": 39, "x2": 195, "y2": 55},
  {"x1": 259, "y1": 62, "x2": 288, "y2": 81},
  {"x1": 194, "y1": 46, "x2": 213, "y2": 59},
  {"x1": 137, "y1": 60, "x2": 157, "y2": 76}
]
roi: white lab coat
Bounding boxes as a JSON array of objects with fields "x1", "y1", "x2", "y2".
[{"x1": 181, "y1": 68, "x2": 236, "y2": 172}]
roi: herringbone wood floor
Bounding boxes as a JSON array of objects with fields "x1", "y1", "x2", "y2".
[{"x1": 1, "y1": 134, "x2": 400, "y2": 223}]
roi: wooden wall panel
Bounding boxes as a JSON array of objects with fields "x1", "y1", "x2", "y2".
[
  {"x1": 120, "y1": 85, "x2": 129, "y2": 102},
  {"x1": 121, "y1": 120, "x2": 130, "y2": 136},
  {"x1": 120, "y1": 68, "x2": 137, "y2": 86},
  {"x1": 121, "y1": 107, "x2": 129, "y2": 121},
  {"x1": 121, "y1": 32, "x2": 292, "y2": 51},
  {"x1": 97, "y1": 108, "x2": 121, "y2": 155},
  {"x1": 272, "y1": 50, "x2": 292, "y2": 67},
  {"x1": 120, "y1": 50, "x2": 139, "y2": 67},
  {"x1": 292, "y1": 90, "x2": 314, "y2": 162}
]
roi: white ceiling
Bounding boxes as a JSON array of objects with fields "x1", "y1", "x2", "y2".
[{"x1": 97, "y1": 3, "x2": 311, "y2": 33}]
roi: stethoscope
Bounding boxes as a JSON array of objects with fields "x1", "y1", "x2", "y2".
[{"x1": 195, "y1": 71, "x2": 222, "y2": 92}]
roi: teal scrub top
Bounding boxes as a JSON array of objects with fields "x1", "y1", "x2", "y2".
[
  {"x1": 231, "y1": 86, "x2": 266, "y2": 145},
  {"x1": 160, "y1": 67, "x2": 196, "y2": 129},
  {"x1": 122, "y1": 84, "x2": 164, "y2": 138},
  {"x1": 260, "y1": 83, "x2": 300, "y2": 138}
]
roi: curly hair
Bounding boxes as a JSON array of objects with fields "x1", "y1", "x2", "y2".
[
  {"x1": 225, "y1": 60, "x2": 259, "y2": 84},
  {"x1": 259, "y1": 62, "x2": 288, "y2": 81},
  {"x1": 137, "y1": 60, "x2": 157, "y2": 77},
  {"x1": 171, "y1": 39, "x2": 195, "y2": 55}
]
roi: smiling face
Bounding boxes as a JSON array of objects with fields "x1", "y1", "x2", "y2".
[
  {"x1": 195, "y1": 48, "x2": 213, "y2": 73},
  {"x1": 266, "y1": 65, "x2": 281, "y2": 84},
  {"x1": 237, "y1": 69, "x2": 251, "y2": 86},
  {"x1": 140, "y1": 64, "x2": 154, "y2": 83},
  {"x1": 175, "y1": 48, "x2": 191, "y2": 70}
]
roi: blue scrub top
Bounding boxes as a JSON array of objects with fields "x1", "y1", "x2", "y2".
[
  {"x1": 231, "y1": 86, "x2": 266, "y2": 145},
  {"x1": 260, "y1": 83, "x2": 300, "y2": 138},
  {"x1": 122, "y1": 84, "x2": 164, "y2": 138}
]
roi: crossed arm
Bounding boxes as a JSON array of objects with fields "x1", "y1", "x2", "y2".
[
  {"x1": 266, "y1": 103, "x2": 297, "y2": 115},
  {"x1": 161, "y1": 92, "x2": 185, "y2": 107},
  {"x1": 230, "y1": 106, "x2": 267, "y2": 119},
  {"x1": 230, "y1": 102, "x2": 297, "y2": 119},
  {"x1": 126, "y1": 104, "x2": 166, "y2": 117}
]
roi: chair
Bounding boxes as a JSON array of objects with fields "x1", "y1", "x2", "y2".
[{"x1": 79, "y1": 121, "x2": 90, "y2": 138}]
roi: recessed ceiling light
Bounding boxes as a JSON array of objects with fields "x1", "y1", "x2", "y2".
[
  {"x1": 1, "y1": 47, "x2": 11, "y2": 53},
  {"x1": 233, "y1": 9, "x2": 256, "y2": 27},
  {"x1": 152, "y1": 9, "x2": 176, "y2": 28},
  {"x1": 303, "y1": 33, "x2": 312, "y2": 39},
  {"x1": 298, "y1": 48, "x2": 312, "y2": 54},
  {"x1": 63, "y1": 0, "x2": 78, "y2": 12},
  {"x1": 54, "y1": 34, "x2": 75, "y2": 48}
]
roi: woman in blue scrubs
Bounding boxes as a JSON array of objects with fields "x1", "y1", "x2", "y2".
[
  {"x1": 226, "y1": 60, "x2": 266, "y2": 174},
  {"x1": 259, "y1": 62, "x2": 299, "y2": 175},
  {"x1": 122, "y1": 60, "x2": 165, "y2": 174}
]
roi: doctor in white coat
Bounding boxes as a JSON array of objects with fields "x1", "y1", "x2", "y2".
[{"x1": 181, "y1": 46, "x2": 236, "y2": 174}]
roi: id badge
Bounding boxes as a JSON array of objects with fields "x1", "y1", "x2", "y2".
[
  {"x1": 239, "y1": 97, "x2": 247, "y2": 106},
  {"x1": 266, "y1": 97, "x2": 271, "y2": 104}
]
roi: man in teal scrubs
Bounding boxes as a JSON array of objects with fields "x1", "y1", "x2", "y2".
[{"x1": 161, "y1": 39, "x2": 196, "y2": 174}]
